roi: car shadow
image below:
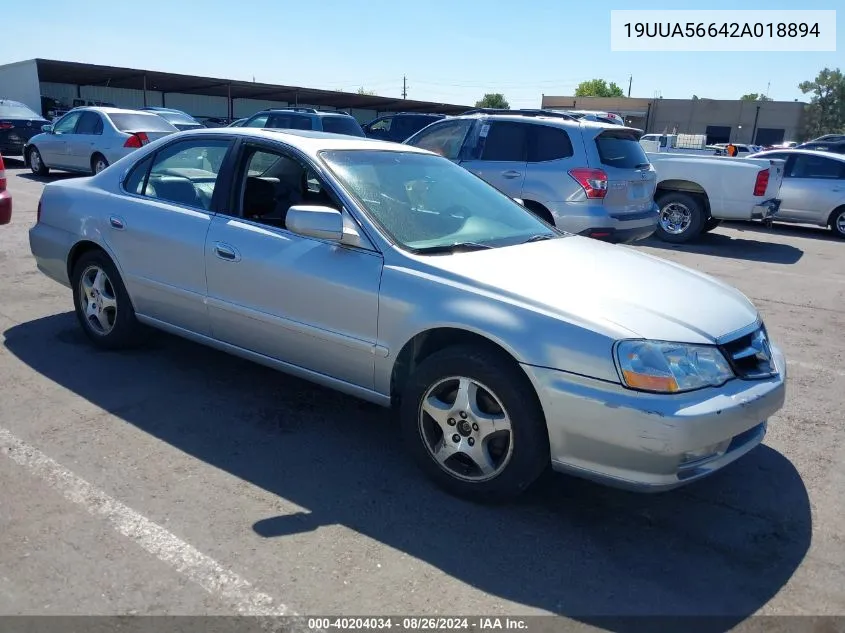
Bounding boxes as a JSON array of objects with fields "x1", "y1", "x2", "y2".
[
  {"x1": 640, "y1": 231, "x2": 803, "y2": 264},
  {"x1": 3, "y1": 314, "x2": 812, "y2": 631},
  {"x1": 723, "y1": 221, "x2": 841, "y2": 243},
  {"x1": 15, "y1": 171, "x2": 81, "y2": 184}
]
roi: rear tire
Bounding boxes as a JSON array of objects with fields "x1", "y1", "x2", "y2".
[
  {"x1": 702, "y1": 217, "x2": 722, "y2": 233},
  {"x1": 91, "y1": 154, "x2": 109, "y2": 174},
  {"x1": 71, "y1": 250, "x2": 141, "y2": 350},
  {"x1": 654, "y1": 191, "x2": 705, "y2": 243},
  {"x1": 522, "y1": 200, "x2": 556, "y2": 228},
  {"x1": 28, "y1": 147, "x2": 49, "y2": 176},
  {"x1": 399, "y1": 344, "x2": 550, "y2": 503},
  {"x1": 829, "y1": 206, "x2": 845, "y2": 239}
]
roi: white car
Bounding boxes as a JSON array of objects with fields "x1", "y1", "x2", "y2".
[
  {"x1": 749, "y1": 149, "x2": 845, "y2": 238},
  {"x1": 24, "y1": 107, "x2": 179, "y2": 176}
]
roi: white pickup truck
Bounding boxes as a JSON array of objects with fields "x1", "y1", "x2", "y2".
[{"x1": 645, "y1": 152, "x2": 785, "y2": 243}]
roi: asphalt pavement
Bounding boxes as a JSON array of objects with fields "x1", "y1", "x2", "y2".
[{"x1": 0, "y1": 159, "x2": 843, "y2": 630}]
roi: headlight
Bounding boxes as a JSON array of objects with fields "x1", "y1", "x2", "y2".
[{"x1": 615, "y1": 340, "x2": 734, "y2": 393}]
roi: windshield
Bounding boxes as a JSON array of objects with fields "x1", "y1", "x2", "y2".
[
  {"x1": 320, "y1": 150, "x2": 560, "y2": 252},
  {"x1": 0, "y1": 100, "x2": 43, "y2": 119},
  {"x1": 108, "y1": 113, "x2": 179, "y2": 132},
  {"x1": 321, "y1": 116, "x2": 365, "y2": 137}
]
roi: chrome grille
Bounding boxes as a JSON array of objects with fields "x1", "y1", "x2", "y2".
[{"x1": 719, "y1": 324, "x2": 777, "y2": 379}]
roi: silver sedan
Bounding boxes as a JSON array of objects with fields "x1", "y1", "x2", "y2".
[
  {"x1": 749, "y1": 148, "x2": 845, "y2": 238},
  {"x1": 29, "y1": 127, "x2": 787, "y2": 502},
  {"x1": 24, "y1": 107, "x2": 178, "y2": 176}
]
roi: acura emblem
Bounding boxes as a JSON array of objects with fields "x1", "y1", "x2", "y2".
[{"x1": 751, "y1": 329, "x2": 772, "y2": 364}]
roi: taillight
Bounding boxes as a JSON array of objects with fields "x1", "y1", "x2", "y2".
[
  {"x1": 569, "y1": 168, "x2": 608, "y2": 199},
  {"x1": 0, "y1": 154, "x2": 6, "y2": 190},
  {"x1": 753, "y1": 168, "x2": 770, "y2": 196},
  {"x1": 0, "y1": 122, "x2": 13, "y2": 130},
  {"x1": 123, "y1": 132, "x2": 150, "y2": 148}
]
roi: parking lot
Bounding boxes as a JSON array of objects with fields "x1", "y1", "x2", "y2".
[{"x1": 0, "y1": 157, "x2": 843, "y2": 627}]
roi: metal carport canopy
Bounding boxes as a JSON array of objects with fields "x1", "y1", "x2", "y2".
[{"x1": 33, "y1": 58, "x2": 470, "y2": 114}]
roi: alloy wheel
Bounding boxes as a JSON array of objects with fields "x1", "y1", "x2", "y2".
[{"x1": 78, "y1": 265, "x2": 118, "y2": 335}]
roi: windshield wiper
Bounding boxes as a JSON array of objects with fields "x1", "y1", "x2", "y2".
[
  {"x1": 520, "y1": 233, "x2": 558, "y2": 243},
  {"x1": 412, "y1": 241, "x2": 494, "y2": 255}
]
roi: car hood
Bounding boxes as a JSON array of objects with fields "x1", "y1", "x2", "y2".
[{"x1": 411, "y1": 236, "x2": 758, "y2": 344}]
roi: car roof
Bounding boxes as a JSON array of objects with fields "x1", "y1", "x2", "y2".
[
  {"x1": 255, "y1": 108, "x2": 353, "y2": 117},
  {"x1": 69, "y1": 106, "x2": 164, "y2": 115},
  {"x1": 173, "y1": 127, "x2": 433, "y2": 157},
  {"x1": 753, "y1": 148, "x2": 845, "y2": 161},
  {"x1": 450, "y1": 110, "x2": 625, "y2": 131}
]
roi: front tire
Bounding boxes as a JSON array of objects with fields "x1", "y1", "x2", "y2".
[
  {"x1": 829, "y1": 207, "x2": 845, "y2": 239},
  {"x1": 654, "y1": 191, "x2": 705, "y2": 243},
  {"x1": 71, "y1": 250, "x2": 141, "y2": 350},
  {"x1": 399, "y1": 344, "x2": 550, "y2": 503},
  {"x1": 28, "y1": 147, "x2": 49, "y2": 176}
]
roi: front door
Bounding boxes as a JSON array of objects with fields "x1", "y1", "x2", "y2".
[
  {"x1": 458, "y1": 120, "x2": 528, "y2": 198},
  {"x1": 41, "y1": 110, "x2": 82, "y2": 168},
  {"x1": 204, "y1": 142, "x2": 383, "y2": 389},
  {"x1": 778, "y1": 153, "x2": 845, "y2": 224},
  {"x1": 102, "y1": 136, "x2": 235, "y2": 335}
]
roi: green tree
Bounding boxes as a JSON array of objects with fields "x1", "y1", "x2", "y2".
[
  {"x1": 357, "y1": 87, "x2": 376, "y2": 96},
  {"x1": 799, "y1": 67, "x2": 845, "y2": 138},
  {"x1": 574, "y1": 79, "x2": 625, "y2": 98},
  {"x1": 475, "y1": 93, "x2": 510, "y2": 109},
  {"x1": 740, "y1": 93, "x2": 773, "y2": 101}
]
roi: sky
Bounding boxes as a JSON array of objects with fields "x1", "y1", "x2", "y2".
[{"x1": 0, "y1": 0, "x2": 841, "y2": 109}]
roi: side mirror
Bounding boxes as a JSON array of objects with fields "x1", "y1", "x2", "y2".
[
  {"x1": 41, "y1": 124, "x2": 53, "y2": 133},
  {"x1": 286, "y1": 205, "x2": 343, "y2": 242}
]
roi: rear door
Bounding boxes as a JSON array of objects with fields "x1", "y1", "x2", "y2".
[
  {"x1": 459, "y1": 120, "x2": 528, "y2": 199},
  {"x1": 778, "y1": 154, "x2": 845, "y2": 224},
  {"x1": 524, "y1": 123, "x2": 577, "y2": 207},
  {"x1": 589, "y1": 128, "x2": 656, "y2": 215},
  {"x1": 66, "y1": 111, "x2": 103, "y2": 171}
]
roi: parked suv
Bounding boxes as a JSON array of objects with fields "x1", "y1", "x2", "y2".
[
  {"x1": 242, "y1": 108, "x2": 365, "y2": 137},
  {"x1": 404, "y1": 109, "x2": 658, "y2": 242},
  {"x1": 362, "y1": 112, "x2": 446, "y2": 142}
]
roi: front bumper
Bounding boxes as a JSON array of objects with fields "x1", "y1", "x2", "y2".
[
  {"x1": 752, "y1": 198, "x2": 780, "y2": 220},
  {"x1": 521, "y1": 344, "x2": 786, "y2": 492}
]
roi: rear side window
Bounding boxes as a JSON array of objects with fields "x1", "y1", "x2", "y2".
[
  {"x1": 479, "y1": 122, "x2": 528, "y2": 161},
  {"x1": 528, "y1": 125, "x2": 573, "y2": 162},
  {"x1": 406, "y1": 119, "x2": 473, "y2": 160},
  {"x1": 321, "y1": 116, "x2": 365, "y2": 137},
  {"x1": 75, "y1": 112, "x2": 103, "y2": 135},
  {"x1": 595, "y1": 130, "x2": 649, "y2": 169},
  {"x1": 108, "y1": 113, "x2": 178, "y2": 133},
  {"x1": 266, "y1": 114, "x2": 313, "y2": 130}
]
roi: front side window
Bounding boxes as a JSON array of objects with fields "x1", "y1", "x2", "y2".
[
  {"x1": 132, "y1": 139, "x2": 232, "y2": 210},
  {"x1": 405, "y1": 119, "x2": 474, "y2": 160},
  {"x1": 245, "y1": 113, "x2": 270, "y2": 128},
  {"x1": 53, "y1": 111, "x2": 83, "y2": 135},
  {"x1": 789, "y1": 155, "x2": 845, "y2": 179},
  {"x1": 368, "y1": 118, "x2": 391, "y2": 132},
  {"x1": 321, "y1": 150, "x2": 558, "y2": 252}
]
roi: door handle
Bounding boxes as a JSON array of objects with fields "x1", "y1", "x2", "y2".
[
  {"x1": 109, "y1": 216, "x2": 125, "y2": 230},
  {"x1": 214, "y1": 242, "x2": 240, "y2": 262},
  {"x1": 502, "y1": 170, "x2": 522, "y2": 179}
]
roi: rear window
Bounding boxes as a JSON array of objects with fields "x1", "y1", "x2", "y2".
[
  {"x1": 595, "y1": 131, "x2": 649, "y2": 169},
  {"x1": 0, "y1": 101, "x2": 42, "y2": 119},
  {"x1": 321, "y1": 116, "x2": 365, "y2": 137},
  {"x1": 529, "y1": 125, "x2": 573, "y2": 162},
  {"x1": 108, "y1": 113, "x2": 179, "y2": 133},
  {"x1": 156, "y1": 111, "x2": 198, "y2": 125}
]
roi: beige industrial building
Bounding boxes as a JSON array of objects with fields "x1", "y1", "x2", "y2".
[{"x1": 541, "y1": 95, "x2": 807, "y2": 146}]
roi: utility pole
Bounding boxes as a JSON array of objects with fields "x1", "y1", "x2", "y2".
[
  {"x1": 402, "y1": 76, "x2": 407, "y2": 99},
  {"x1": 766, "y1": 81, "x2": 770, "y2": 98},
  {"x1": 628, "y1": 75, "x2": 632, "y2": 97}
]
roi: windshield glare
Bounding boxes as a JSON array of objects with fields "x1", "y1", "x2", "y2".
[{"x1": 320, "y1": 150, "x2": 558, "y2": 251}]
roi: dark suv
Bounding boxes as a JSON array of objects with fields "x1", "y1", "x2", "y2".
[
  {"x1": 361, "y1": 113, "x2": 446, "y2": 143},
  {"x1": 242, "y1": 108, "x2": 365, "y2": 137}
]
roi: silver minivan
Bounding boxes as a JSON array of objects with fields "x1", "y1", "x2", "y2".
[{"x1": 405, "y1": 109, "x2": 658, "y2": 243}]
